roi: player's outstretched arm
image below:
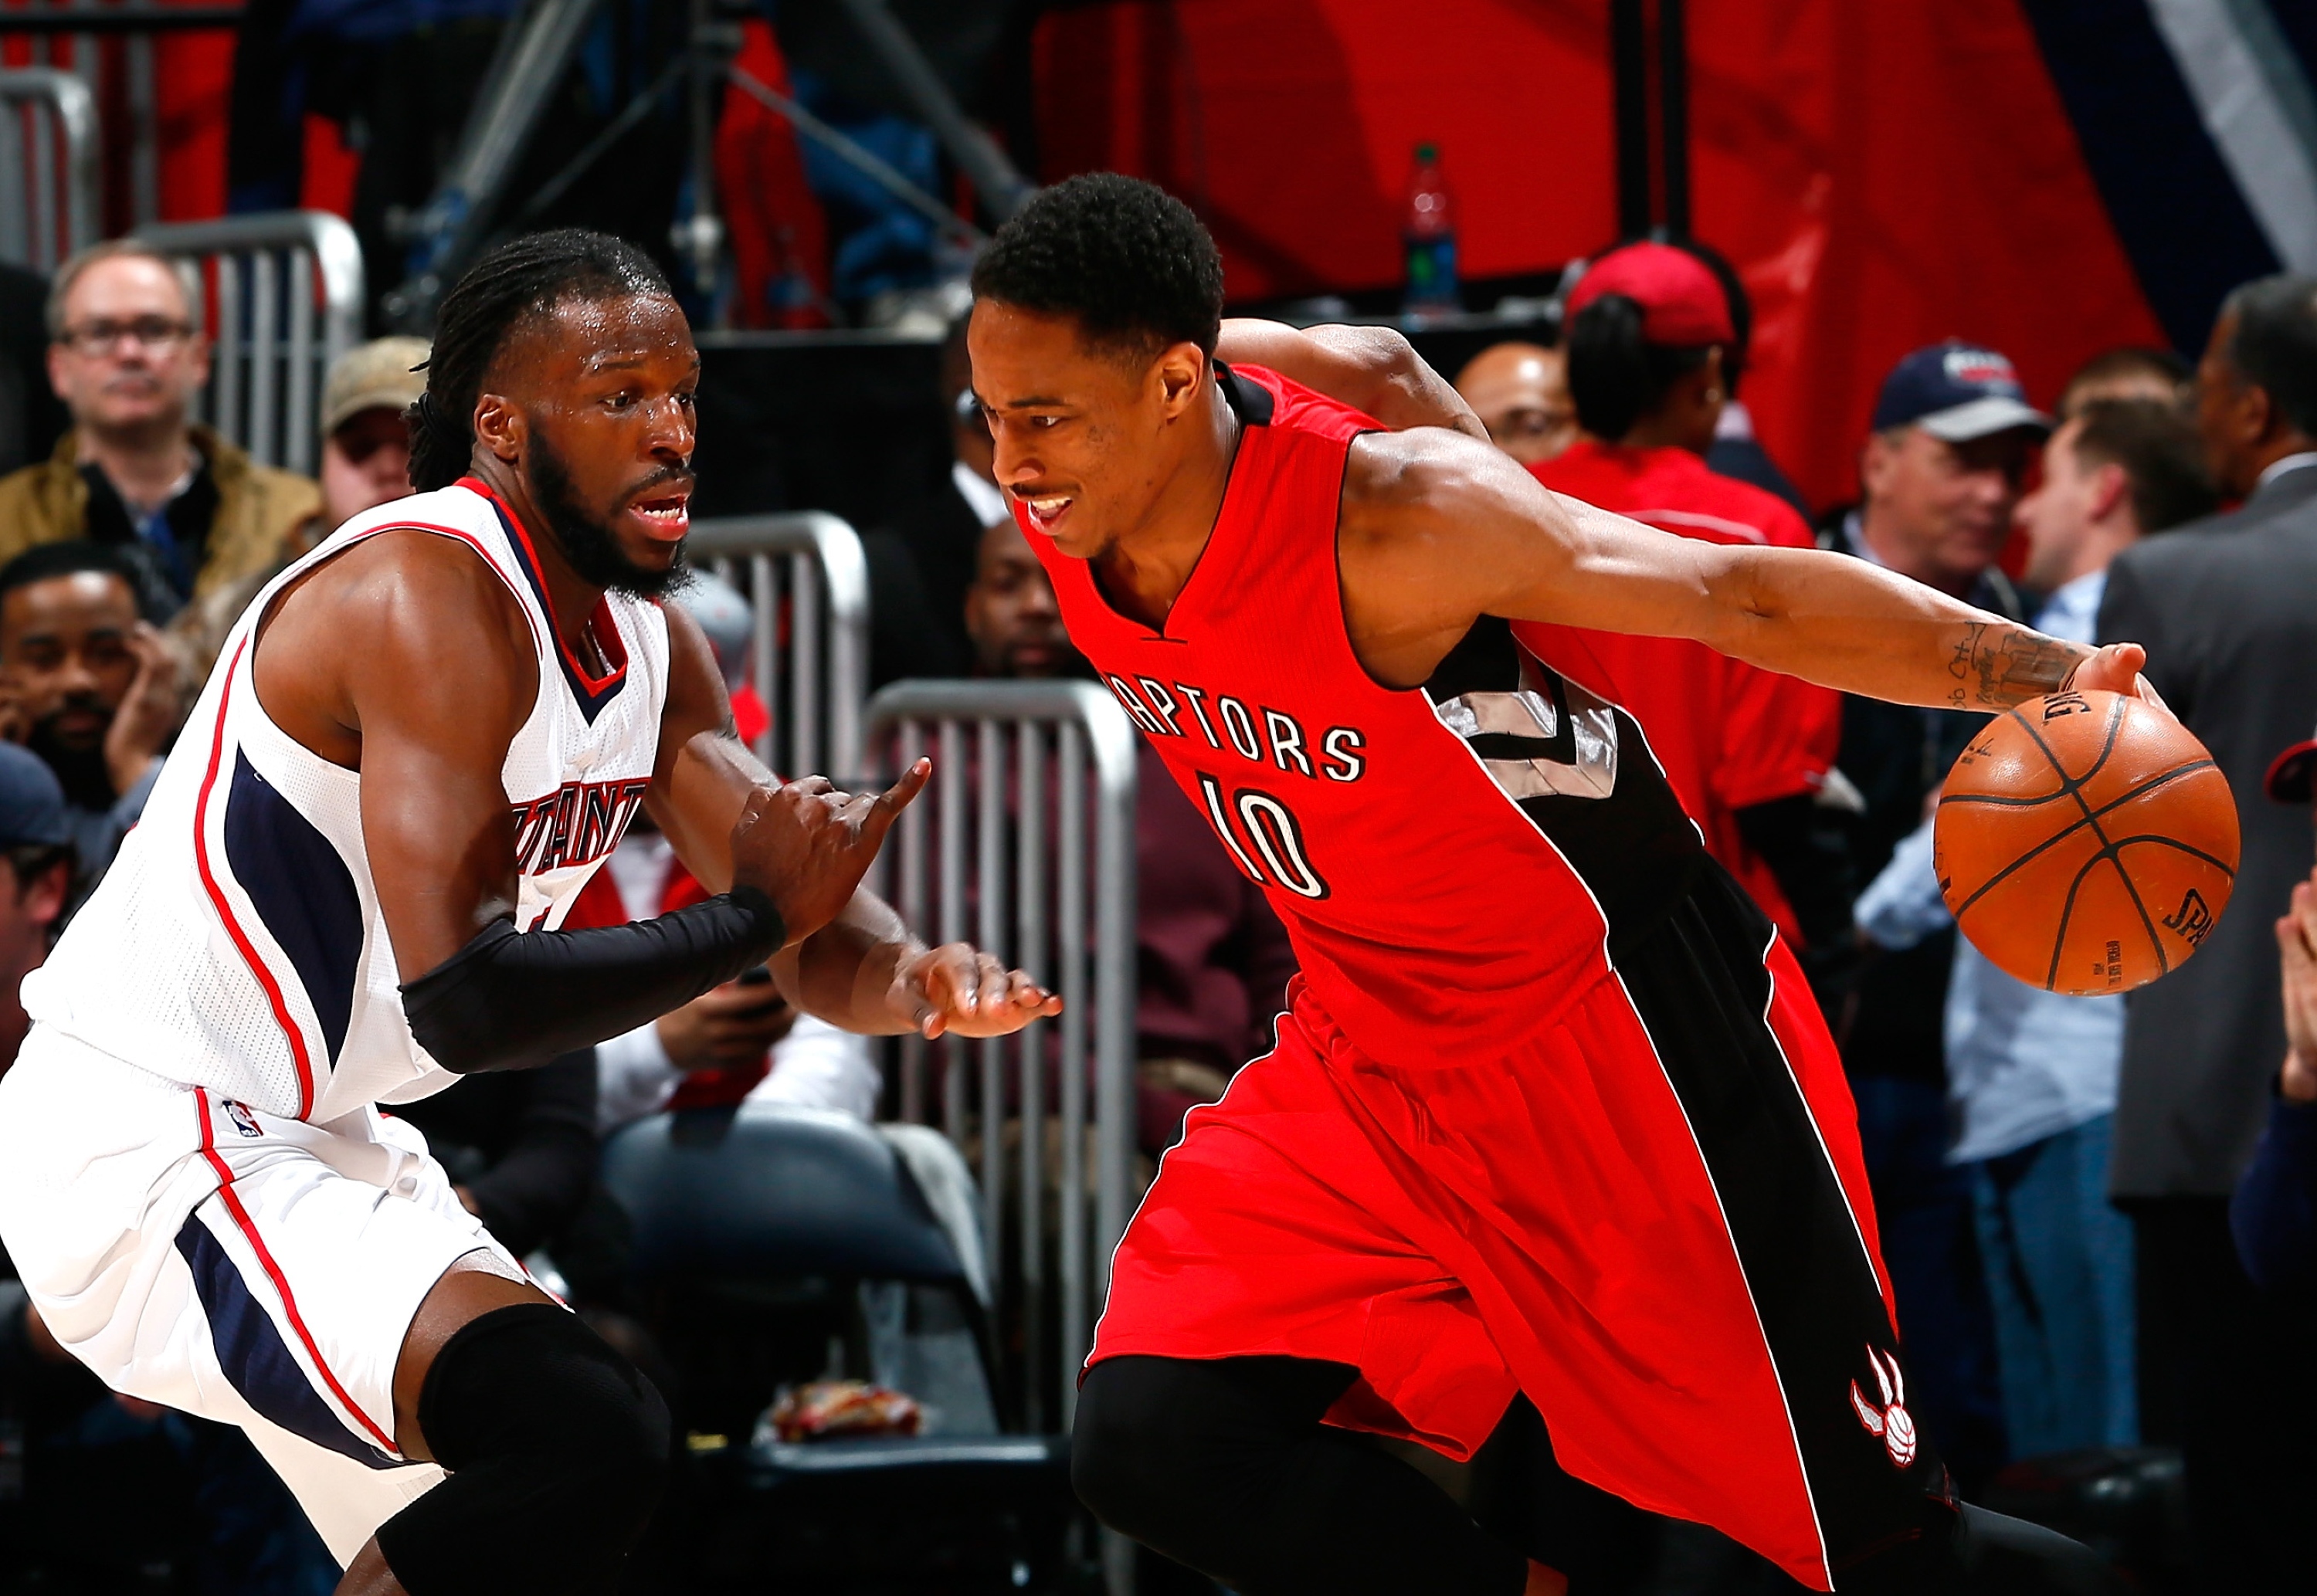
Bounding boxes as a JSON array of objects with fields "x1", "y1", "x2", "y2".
[
  {"x1": 1338, "y1": 426, "x2": 2152, "y2": 710},
  {"x1": 646, "y1": 602, "x2": 1060, "y2": 1039},
  {"x1": 1215, "y1": 319, "x2": 1489, "y2": 440}
]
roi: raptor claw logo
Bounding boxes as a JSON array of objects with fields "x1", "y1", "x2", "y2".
[{"x1": 1849, "y1": 1346, "x2": 1917, "y2": 1469}]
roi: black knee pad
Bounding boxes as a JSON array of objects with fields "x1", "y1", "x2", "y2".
[
  {"x1": 375, "y1": 1304, "x2": 670, "y2": 1596},
  {"x1": 1073, "y1": 1355, "x2": 1253, "y2": 1534},
  {"x1": 1072, "y1": 1356, "x2": 1355, "y2": 1543},
  {"x1": 1071, "y1": 1357, "x2": 1162, "y2": 1531}
]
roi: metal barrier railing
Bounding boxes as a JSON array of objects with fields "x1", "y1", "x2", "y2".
[
  {"x1": 865, "y1": 678, "x2": 1139, "y2": 1437},
  {"x1": 687, "y1": 513, "x2": 869, "y2": 784},
  {"x1": 0, "y1": 67, "x2": 96, "y2": 273},
  {"x1": 131, "y1": 210, "x2": 365, "y2": 476}
]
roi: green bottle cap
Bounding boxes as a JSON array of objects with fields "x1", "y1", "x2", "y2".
[{"x1": 1416, "y1": 142, "x2": 1438, "y2": 162}]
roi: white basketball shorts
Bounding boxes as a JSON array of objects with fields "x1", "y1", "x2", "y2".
[{"x1": 0, "y1": 1025, "x2": 526, "y2": 1564}]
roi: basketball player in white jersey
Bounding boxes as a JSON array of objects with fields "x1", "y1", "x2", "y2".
[{"x1": 0, "y1": 230, "x2": 1056, "y2": 1595}]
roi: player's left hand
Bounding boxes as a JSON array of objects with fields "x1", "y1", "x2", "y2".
[
  {"x1": 889, "y1": 943, "x2": 1063, "y2": 1039},
  {"x1": 2065, "y1": 642, "x2": 2168, "y2": 713}
]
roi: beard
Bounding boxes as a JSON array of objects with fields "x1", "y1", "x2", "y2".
[
  {"x1": 27, "y1": 708, "x2": 114, "y2": 809},
  {"x1": 528, "y1": 431, "x2": 694, "y2": 601}
]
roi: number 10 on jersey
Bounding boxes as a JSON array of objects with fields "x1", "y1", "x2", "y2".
[{"x1": 1196, "y1": 773, "x2": 1330, "y2": 900}]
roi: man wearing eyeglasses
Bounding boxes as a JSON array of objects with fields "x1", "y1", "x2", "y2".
[{"x1": 0, "y1": 241, "x2": 319, "y2": 622}]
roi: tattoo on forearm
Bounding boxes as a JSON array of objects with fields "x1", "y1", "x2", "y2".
[{"x1": 1946, "y1": 622, "x2": 2088, "y2": 708}]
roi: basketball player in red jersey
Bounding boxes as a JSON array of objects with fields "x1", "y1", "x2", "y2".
[{"x1": 970, "y1": 178, "x2": 2132, "y2": 1594}]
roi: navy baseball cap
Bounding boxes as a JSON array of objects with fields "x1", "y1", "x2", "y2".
[
  {"x1": 0, "y1": 743, "x2": 70, "y2": 849},
  {"x1": 1871, "y1": 341, "x2": 2052, "y2": 442}
]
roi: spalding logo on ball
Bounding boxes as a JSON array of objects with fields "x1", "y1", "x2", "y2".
[{"x1": 1935, "y1": 690, "x2": 2238, "y2": 997}]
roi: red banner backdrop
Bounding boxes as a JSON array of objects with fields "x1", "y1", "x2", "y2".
[
  {"x1": 75, "y1": 0, "x2": 2176, "y2": 511},
  {"x1": 1031, "y1": 0, "x2": 2171, "y2": 511},
  {"x1": 1033, "y1": 0, "x2": 1618, "y2": 303},
  {"x1": 0, "y1": 0, "x2": 236, "y2": 229}
]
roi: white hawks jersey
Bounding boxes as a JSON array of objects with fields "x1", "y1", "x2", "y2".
[{"x1": 25, "y1": 478, "x2": 670, "y2": 1123}]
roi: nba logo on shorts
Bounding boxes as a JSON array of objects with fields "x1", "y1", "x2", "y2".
[{"x1": 222, "y1": 1100, "x2": 263, "y2": 1139}]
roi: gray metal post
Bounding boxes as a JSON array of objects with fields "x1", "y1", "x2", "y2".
[
  {"x1": 1085, "y1": 697, "x2": 1138, "y2": 1307},
  {"x1": 0, "y1": 69, "x2": 97, "y2": 271},
  {"x1": 133, "y1": 212, "x2": 366, "y2": 469},
  {"x1": 390, "y1": 0, "x2": 612, "y2": 328},
  {"x1": 687, "y1": 512, "x2": 869, "y2": 784},
  {"x1": 1014, "y1": 722, "x2": 1047, "y2": 1432},
  {"x1": 938, "y1": 717, "x2": 967, "y2": 1145},
  {"x1": 834, "y1": 0, "x2": 1035, "y2": 222},
  {"x1": 0, "y1": 97, "x2": 25, "y2": 266},
  {"x1": 1055, "y1": 719, "x2": 1087, "y2": 1424},
  {"x1": 975, "y1": 716, "x2": 1006, "y2": 1285},
  {"x1": 863, "y1": 679, "x2": 1139, "y2": 1452}
]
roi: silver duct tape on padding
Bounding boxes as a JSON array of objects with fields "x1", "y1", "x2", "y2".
[{"x1": 1433, "y1": 667, "x2": 1620, "y2": 804}]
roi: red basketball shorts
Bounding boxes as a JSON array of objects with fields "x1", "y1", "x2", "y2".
[{"x1": 1089, "y1": 871, "x2": 1947, "y2": 1590}]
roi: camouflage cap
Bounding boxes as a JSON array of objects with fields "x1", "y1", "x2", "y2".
[{"x1": 321, "y1": 335, "x2": 431, "y2": 436}]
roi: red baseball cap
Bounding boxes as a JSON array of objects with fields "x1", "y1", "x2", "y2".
[
  {"x1": 2267, "y1": 725, "x2": 2317, "y2": 803},
  {"x1": 1565, "y1": 242, "x2": 1735, "y2": 347}
]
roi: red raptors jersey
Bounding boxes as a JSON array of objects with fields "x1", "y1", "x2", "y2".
[
  {"x1": 1526, "y1": 441, "x2": 1841, "y2": 946},
  {"x1": 1029, "y1": 366, "x2": 1707, "y2": 1068}
]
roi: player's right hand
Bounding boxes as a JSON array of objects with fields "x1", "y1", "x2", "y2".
[
  {"x1": 2065, "y1": 642, "x2": 2168, "y2": 713},
  {"x1": 729, "y1": 759, "x2": 931, "y2": 947}
]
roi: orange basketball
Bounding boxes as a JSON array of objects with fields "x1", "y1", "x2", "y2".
[{"x1": 1933, "y1": 690, "x2": 2239, "y2": 997}]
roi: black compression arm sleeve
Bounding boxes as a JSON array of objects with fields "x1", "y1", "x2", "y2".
[{"x1": 401, "y1": 886, "x2": 786, "y2": 1075}]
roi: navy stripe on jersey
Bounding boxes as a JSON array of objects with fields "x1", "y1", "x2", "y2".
[
  {"x1": 222, "y1": 752, "x2": 361, "y2": 1062},
  {"x1": 174, "y1": 1211, "x2": 401, "y2": 1469},
  {"x1": 482, "y1": 495, "x2": 632, "y2": 725}
]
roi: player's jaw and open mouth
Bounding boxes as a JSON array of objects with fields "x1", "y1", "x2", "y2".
[
  {"x1": 1013, "y1": 485, "x2": 1075, "y2": 537},
  {"x1": 623, "y1": 483, "x2": 693, "y2": 544}
]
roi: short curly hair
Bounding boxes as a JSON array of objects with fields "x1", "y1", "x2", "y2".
[{"x1": 971, "y1": 173, "x2": 1224, "y2": 359}]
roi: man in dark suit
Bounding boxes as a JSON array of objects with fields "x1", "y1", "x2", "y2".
[
  {"x1": 863, "y1": 313, "x2": 1010, "y2": 686},
  {"x1": 2096, "y1": 273, "x2": 2317, "y2": 1594},
  {"x1": 0, "y1": 263, "x2": 67, "y2": 478}
]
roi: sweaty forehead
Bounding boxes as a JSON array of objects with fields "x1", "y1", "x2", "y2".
[{"x1": 494, "y1": 291, "x2": 697, "y2": 385}]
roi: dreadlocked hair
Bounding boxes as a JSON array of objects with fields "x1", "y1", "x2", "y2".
[{"x1": 405, "y1": 229, "x2": 673, "y2": 493}]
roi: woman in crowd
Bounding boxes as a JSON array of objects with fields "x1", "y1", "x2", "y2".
[{"x1": 1525, "y1": 242, "x2": 1847, "y2": 958}]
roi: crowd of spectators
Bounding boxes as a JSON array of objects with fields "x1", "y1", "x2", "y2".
[
  {"x1": 2090, "y1": 276, "x2": 2317, "y2": 1592},
  {"x1": 0, "y1": 213, "x2": 2312, "y2": 1591}
]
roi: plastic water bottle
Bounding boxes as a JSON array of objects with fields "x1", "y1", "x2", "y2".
[{"x1": 1403, "y1": 142, "x2": 1459, "y2": 315}]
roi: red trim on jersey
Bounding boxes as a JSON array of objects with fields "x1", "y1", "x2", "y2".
[
  {"x1": 456, "y1": 475, "x2": 630, "y2": 693},
  {"x1": 333, "y1": 510, "x2": 546, "y2": 656},
  {"x1": 193, "y1": 1092, "x2": 401, "y2": 1454},
  {"x1": 193, "y1": 638, "x2": 317, "y2": 1119}
]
